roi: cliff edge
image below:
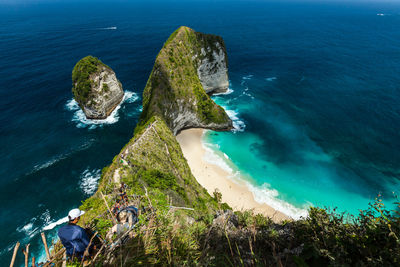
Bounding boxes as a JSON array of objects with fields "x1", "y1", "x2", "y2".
[
  {"x1": 139, "y1": 26, "x2": 233, "y2": 135},
  {"x1": 72, "y1": 56, "x2": 124, "y2": 119}
]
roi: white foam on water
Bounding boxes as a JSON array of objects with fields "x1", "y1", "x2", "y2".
[
  {"x1": 246, "y1": 182, "x2": 309, "y2": 220},
  {"x1": 99, "y1": 26, "x2": 117, "y2": 30},
  {"x1": 201, "y1": 135, "x2": 309, "y2": 220},
  {"x1": 224, "y1": 108, "x2": 246, "y2": 132},
  {"x1": 43, "y1": 216, "x2": 69, "y2": 231},
  {"x1": 212, "y1": 87, "x2": 234, "y2": 96},
  {"x1": 79, "y1": 168, "x2": 101, "y2": 195},
  {"x1": 32, "y1": 154, "x2": 67, "y2": 173},
  {"x1": 40, "y1": 210, "x2": 51, "y2": 225},
  {"x1": 72, "y1": 101, "x2": 122, "y2": 129},
  {"x1": 242, "y1": 74, "x2": 253, "y2": 80},
  {"x1": 16, "y1": 217, "x2": 42, "y2": 239},
  {"x1": 265, "y1": 77, "x2": 277, "y2": 82},
  {"x1": 124, "y1": 91, "x2": 139, "y2": 103},
  {"x1": 66, "y1": 90, "x2": 138, "y2": 129},
  {"x1": 210, "y1": 94, "x2": 246, "y2": 132},
  {"x1": 17, "y1": 218, "x2": 34, "y2": 233},
  {"x1": 29, "y1": 140, "x2": 95, "y2": 174},
  {"x1": 202, "y1": 140, "x2": 234, "y2": 174}
]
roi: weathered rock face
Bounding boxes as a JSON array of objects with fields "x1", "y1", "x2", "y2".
[
  {"x1": 72, "y1": 56, "x2": 124, "y2": 119},
  {"x1": 140, "y1": 26, "x2": 233, "y2": 135},
  {"x1": 197, "y1": 42, "x2": 229, "y2": 94}
]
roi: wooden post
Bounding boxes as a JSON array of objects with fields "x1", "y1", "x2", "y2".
[
  {"x1": 61, "y1": 251, "x2": 67, "y2": 267},
  {"x1": 80, "y1": 231, "x2": 98, "y2": 266},
  {"x1": 22, "y1": 244, "x2": 30, "y2": 267},
  {"x1": 9, "y1": 241, "x2": 20, "y2": 267},
  {"x1": 41, "y1": 232, "x2": 50, "y2": 261},
  {"x1": 100, "y1": 191, "x2": 118, "y2": 224}
]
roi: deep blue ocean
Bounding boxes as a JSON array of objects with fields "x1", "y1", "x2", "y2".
[{"x1": 1, "y1": 0, "x2": 400, "y2": 265}]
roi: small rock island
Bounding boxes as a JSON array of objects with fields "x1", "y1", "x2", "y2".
[{"x1": 72, "y1": 56, "x2": 124, "y2": 119}]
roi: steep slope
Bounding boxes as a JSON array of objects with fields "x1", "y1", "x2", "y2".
[
  {"x1": 91, "y1": 116, "x2": 216, "y2": 210},
  {"x1": 72, "y1": 56, "x2": 124, "y2": 119},
  {"x1": 140, "y1": 26, "x2": 233, "y2": 135}
]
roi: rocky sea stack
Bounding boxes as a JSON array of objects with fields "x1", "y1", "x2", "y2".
[
  {"x1": 72, "y1": 56, "x2": 124, "y2": 119},
  {"x1": 140, "y1": 26, "x2": 233, "y2": 135}
]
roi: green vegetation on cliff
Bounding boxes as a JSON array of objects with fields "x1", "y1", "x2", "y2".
[
  {"x1": 72, "y1": 55, "x2": 109, "y2": 105},
  {"x1": 139, "y1": 26, "x2": 231, "y2": 134},
  {"x1": 79, "y1": 116, "x2": 220, "y2": 228}
]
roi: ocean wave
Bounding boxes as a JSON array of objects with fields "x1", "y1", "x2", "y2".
[
  {"x1": 40, "y1": 210, "x2": 51, "y2": 226},
  {"x1": 32, "y1": 155, "x2": 67, "y2": 173},
  {"x1": 209, "y1": 96, "x2": 246, "y2": 132},
  {"x1": 202, "y1": 140, "x2": 234, "y2": 174},
  {"x1": 66, "y1": 91, "x2": 138, "y2": 129},
  {"x1": 79, "y1": 168, "x2": 101, "y2": 195},
  {"x1": 242, "y1": 74, "x2": 253, "y2": 80},
  {"x1": 246, "y1": 182, "x2": 309, "y2": 220},
  {"x1": 202, "y1": 137, "x2": 309, "y2": 220},
  {"x1": 241, "y1": 91, "x2": 254, "y2": 99},
  {"x1": 212, "y1": 87, "x2": 234, "y2": 96},
  {"x1": 241, "y1": 75, "x2": 253, "y2": 86},
  {"x1": 225, "y1": 108, "x2": 246, "y2": 132},
  {"x1": 99, "y1": 26, "x2": 117, "y2": 30},
  {"x1": 16, "y1": 217, "x2": 39, "y2": 238},
  {"x1": 265, "y1": 77, "x2": 277, "y2": 82},
  {"x1": 43, "y1": 216, "x2": 69, "y2": 231},
  {"x1": 124, "y1": 91, "x2": 139, "y2": 103},
  {"x1": 29, "y1": 140, "x2": 95, "y2": 174}
]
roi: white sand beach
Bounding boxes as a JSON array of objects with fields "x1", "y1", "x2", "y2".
[{"x1": 177, "y1": 128, "x2": 290, "y2": 222}]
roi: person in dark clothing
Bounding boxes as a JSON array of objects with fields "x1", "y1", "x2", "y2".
[
  {"x1": 119, "y1": 187, "x2": 128, "y2": 206},
  {"x1": 112, "y1": 199, "x2": 121, "y2": 217},
  {"x1": 58, "y1": 208, "x2": 92, "y2": 260}
]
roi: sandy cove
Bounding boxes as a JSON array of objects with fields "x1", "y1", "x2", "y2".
[{"x1": 177, "y1": 128, "x2": 290, "y2": 223}]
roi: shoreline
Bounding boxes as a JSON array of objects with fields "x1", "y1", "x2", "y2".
[{"x1": 177, "y1": 128, "x2": 290, "y2": 222}]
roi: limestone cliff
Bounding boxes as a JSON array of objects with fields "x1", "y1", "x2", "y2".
[
  {"x1": 72, "y1": 56, "x2": 124, "y2": 119},
  {"x1": 197, "y1": 39, "x2": 229, "y2": 94},
  {"x1": 140, "y1": 26, "x2": 233, "y2": 135}
]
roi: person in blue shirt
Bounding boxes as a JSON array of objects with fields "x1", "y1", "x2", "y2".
[{"x1": 58, "y1": 208, "x2": 91, "y2": 259}]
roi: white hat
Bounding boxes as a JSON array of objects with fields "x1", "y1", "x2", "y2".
[{"x1": 68, "y1": 208, "x2": 85, "y2": 221}]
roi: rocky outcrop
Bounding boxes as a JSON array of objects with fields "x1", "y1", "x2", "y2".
[
  {"x1": 140, "y1": 26, "x2": 233, "y2": 135},
  {"x1": 72, "y1": 56, "x2": 124, "y2": 119},
  {"x1": 197, "y1": 41, "x2": 229, "y2": 94}
]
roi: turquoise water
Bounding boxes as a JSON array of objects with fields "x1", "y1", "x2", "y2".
[
  {"x1": 204, "y1": 72, "x2": 399, "y2": 218},
  {"x1": 1, "y1": 1, "x2": 400, "y2": 265}
]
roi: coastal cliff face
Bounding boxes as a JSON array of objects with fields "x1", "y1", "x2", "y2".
[
  {"x1": 196, "y1": 36, "x2": 229, "y2": 94},
  {"x1": 140, "y1": 26, "x2": 232, "y2": 135},
  {"x1": 72, "y1": 56, "x2": 124, "y2": 119}
]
